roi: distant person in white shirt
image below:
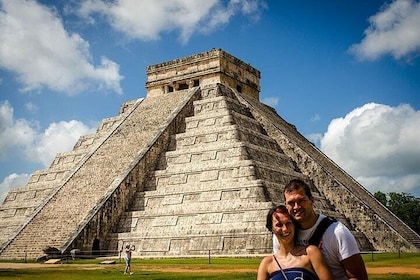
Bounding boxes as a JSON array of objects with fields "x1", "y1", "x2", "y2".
[
  {"x1": 273, "y1": 179, "x2": 368, "y2": 280},
  {"x1": 123, "y1": 244, "x2": 135, "y2": 275}
]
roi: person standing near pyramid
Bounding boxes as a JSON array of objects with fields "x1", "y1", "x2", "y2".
[
  {"x1": 273, "y1": 179, "x2": 368, "y2": 280},
  {"x1": 123, "y1": 244, "x2": 135, "y2": 275}
]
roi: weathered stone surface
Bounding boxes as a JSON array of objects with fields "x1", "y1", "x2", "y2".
[{"x1": 0, "y1": 49, "x2": 418, "y2": 260}]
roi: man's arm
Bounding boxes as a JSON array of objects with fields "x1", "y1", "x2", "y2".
[{"x1": 341, "y1": 254, "x2": 368, "y2": 280}]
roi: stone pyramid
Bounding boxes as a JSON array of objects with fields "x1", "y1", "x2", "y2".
[{"x1": 0, "y1": 49, "x2": 419, "y2": 260}]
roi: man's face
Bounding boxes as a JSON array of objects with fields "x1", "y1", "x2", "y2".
[{"x1": 284, "y1": 187, "x2": 314, "y2": 223}]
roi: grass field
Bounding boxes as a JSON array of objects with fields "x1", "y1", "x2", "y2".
[{"x1": 0, "y1": 252, "x2": 419, "y2": 279}]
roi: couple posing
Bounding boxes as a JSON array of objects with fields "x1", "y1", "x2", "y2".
[{"x1": 258, "y1": 179, "x2": 368, "y2": 280}]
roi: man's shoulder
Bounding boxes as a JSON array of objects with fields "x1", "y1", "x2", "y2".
[
  {"x1": 308, "y1": 215, "x2": 336, "y2": 246},
  {"x1": 325, "y1": 219, "x2": 352, "y2": 236},
  {"x1": 322, "y1": 220, "x2": 360, "y2": 251}
]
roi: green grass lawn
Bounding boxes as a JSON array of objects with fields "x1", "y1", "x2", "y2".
[
  {"x1": 0, "y1": 253, "x2": 419, "y2": 279},
  {"x1": 362, "y1": 252, "x2": 420, "y2": 280}
]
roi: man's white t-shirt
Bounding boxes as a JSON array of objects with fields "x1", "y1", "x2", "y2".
[{"x1": 273, "y1": 214, "x2": 361, "y2": 280}]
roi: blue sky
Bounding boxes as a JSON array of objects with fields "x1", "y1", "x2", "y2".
[{"x1": 1, "y1": 0, "x2": 420, "y2": 203}]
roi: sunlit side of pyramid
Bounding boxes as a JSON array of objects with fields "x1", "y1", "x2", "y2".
[{"x1": 0, "y1": 49, "x2": 419, "y2": 260}]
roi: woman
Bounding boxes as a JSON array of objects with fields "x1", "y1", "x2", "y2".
[{"x1": 257, "y1": 206, "x2": 333, "y2": 280}]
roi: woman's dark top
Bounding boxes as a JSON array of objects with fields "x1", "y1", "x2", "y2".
[
  {"x1": 270, "y1": 268, "x2": 319, "y2": 280},
  {"x1": 270, "y1": 255, "x2": 319, "y2": 280}
]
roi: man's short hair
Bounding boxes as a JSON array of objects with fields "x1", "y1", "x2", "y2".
[{"x1": 283, "y1": 179, "x2": 313, "y2": 199}]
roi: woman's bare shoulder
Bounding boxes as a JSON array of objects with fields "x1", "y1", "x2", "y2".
[
  {"x1": 305, "y1": 245, "x2": 322, "y2": 257},
  {"x1": 261, "y1": 254, "x2": 274, "y2": 264}
]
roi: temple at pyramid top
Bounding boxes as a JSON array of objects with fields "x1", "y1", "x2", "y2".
[{"x1": 146, "y1": 48, "x2": 260, "y2": 99}]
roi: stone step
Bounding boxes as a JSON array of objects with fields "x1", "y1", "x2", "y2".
[
  {"x1": 141, "y1": 179, "x2": 265, "y2": 197},
  {"x1": 125, "y1": 199, "x2": 272, "y2": 217},
  {"x1": 160, "y1": 143, "x2": 290, "y2": 174},
  {"x1": 174, "y1": 123, "x2": 280, "y2": 152},
  {"x1": 193, "y1": 95, "x2": 250, "y2": 117},
  {"x1": 154, "y1": 159, "x2": 301, "y2": 190},
  {"x1": 0, "y1": 201, "x2": 40, "y2": 213},
  {"x1": 186, "y1": 106, "x2": 260, "y2": 133},
  {"x1": 2, "y1": 187, "x2": 55, "y2": 204},
  {"x1": 106, "y1": 231, "x2": 270, "y2": 256},
  {"x1": 113, "y1": 220, "x2": 268, "y2": 236}
]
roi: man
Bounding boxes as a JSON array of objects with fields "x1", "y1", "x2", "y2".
[
  {"x1": 273, "y1": 179, "x2": 368, "y2": 280},
  {"x1": 123, "y1": 244, "x2": 135, "y2": 275}
]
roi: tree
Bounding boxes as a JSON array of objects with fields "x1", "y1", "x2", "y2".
[
  {"x1": 374, "y1": 191, "x2": 387, "y2": 205},
  {"x1": 374, "y1": 191, "x2": 420, "y2": 235}
]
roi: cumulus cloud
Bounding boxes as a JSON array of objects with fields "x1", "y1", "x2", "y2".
[
  {"x1": 0, "y1": 173, "x2": 30, "y2": 204},
  {"x1": 26, "y1": 120, "x2": 95, "y2": 166},
  {"x1": 320, "y1": 103, "x2": 420, "y2": 196},
  {"x1": 0, "y1": 100, "x2": 96, "y2": 200},
  {"x1": 349, "y1": 0, "x2": 420, "y2": 61},
  {"x1": 0, "y1": 0, "x2": 123, "y2": 94},
  {"x1": 0, "y1": 100, "x2": 37, "y2": 159},
  {"x1": 76, "y1": 0, "x2": 266, "y2": 43}
]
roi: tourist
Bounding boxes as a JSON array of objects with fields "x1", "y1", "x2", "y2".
[
  {"x1": 273, "y1": 179, "x2": 368, "y2": 280},
  {"x1": 258, "y1": 205, "x2": 333, "y2": 280},
  {"x1": 123, "y1": 244, "x2": 135, "y2": 275}
]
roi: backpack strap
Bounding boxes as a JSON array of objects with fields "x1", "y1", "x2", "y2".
[{"x1": 308, "y1": 216, "x2": 337, "y2": 246}]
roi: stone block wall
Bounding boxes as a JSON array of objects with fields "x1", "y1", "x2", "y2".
[{"x1": 65, "y1": 90, "x2": 199, "y2": 254}]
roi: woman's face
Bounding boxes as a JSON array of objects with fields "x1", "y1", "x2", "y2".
[{"x1": 272, "y1": 210, "x2": 295, "y2": 243}]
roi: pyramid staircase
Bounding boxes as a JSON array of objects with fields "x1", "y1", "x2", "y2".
[{"x1": 106, "y1": 83, "x2": 364, "y2": 256}]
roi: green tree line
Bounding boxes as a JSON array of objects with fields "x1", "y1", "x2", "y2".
[{"x1": 374, "y1": 191, "x2": 420, "y2": 234}]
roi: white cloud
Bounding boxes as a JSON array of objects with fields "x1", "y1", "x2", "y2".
[
  {"x1": 0, "y1": 173, "x2": 30, "y2": 204},
  {"x1": 350, "y1": 0, "x2": 420, "y2": 61},
  {"x1": 261, "y1": 96, "x2": 279, "y2": 107},
  {"x1": 0, "y1": 0, "x2": 123, "y2": 95},
  {"x1": 0, "y1": 100, "x2": 96, "y2": 200},
  {"x1": 0, "y1": 100, "x2": 37, "y2": 159},
  {"x1": 76, "y1": 0, "x2": 266, "y2": 43},
  {"x1": 320, "y1": 103, "x2": 420, "y2": 196},
  {"x1": 26, "y1": 120, "x2": 95, "y2": 166}
]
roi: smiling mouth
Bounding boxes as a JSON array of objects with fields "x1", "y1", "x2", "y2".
[{"x1": 293, "y1": 210, "x2": 304, "y2": 216}]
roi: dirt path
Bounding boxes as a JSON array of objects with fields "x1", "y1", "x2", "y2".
[
  {"x1": 367, "y1": 267, "x2": 420, "y2": 275},
  {"x1": 1, "y1": 262, "x2": 419, "y2": 275}
]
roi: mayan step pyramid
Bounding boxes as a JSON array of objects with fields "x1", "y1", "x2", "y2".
[{"x1": 0, "y1": 49, "x2": 419, "y2": 260}]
